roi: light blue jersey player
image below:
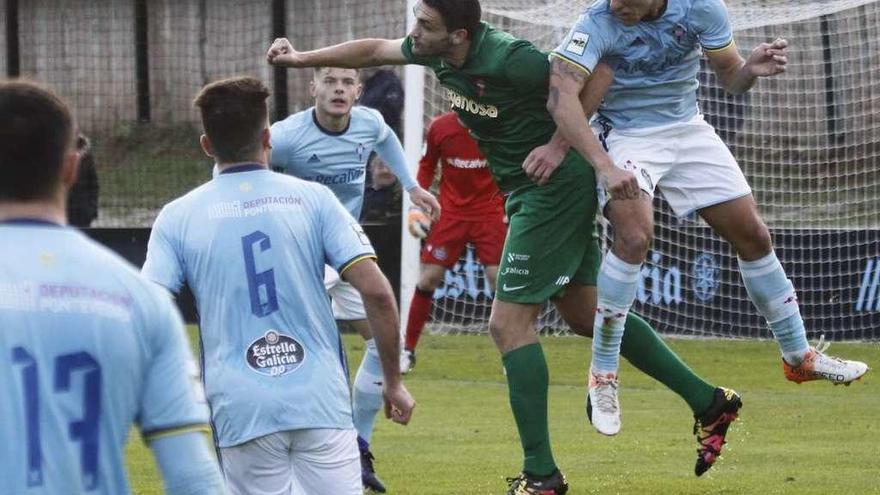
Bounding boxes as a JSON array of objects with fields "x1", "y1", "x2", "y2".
[
  {"x1": 547, "y1": 0, "x2": 868, "y2": 463},
  {"x1": 0, "y1": 80, "x2": 224, "y2": 495},
  {"x1": 143, "y1": 77, "x2": 414, "y2": 495},
  {"x1": 268, "y1": 66, "x2": 438, "y2": 492}
]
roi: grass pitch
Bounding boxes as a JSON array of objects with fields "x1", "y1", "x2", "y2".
[{"x1": 126, "y1": 330, "x2": 878, "y2": 494}]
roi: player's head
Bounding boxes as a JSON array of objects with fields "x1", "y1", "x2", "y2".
[
  {"x1": 409, "y1": 0, "x2": 482, "y2": 57},
  {"x1": 0, "y1": 80, "x2": 79, "y2": 207},
  {"x1": 310, "y1": 67, "x2": 361, "y2": 118},
  {"x1": 609, "y1": 0, "x2": 664, "y2": 25},
  {"x1": 193, "y1": 76, "x2": 271, "y2": 165}
]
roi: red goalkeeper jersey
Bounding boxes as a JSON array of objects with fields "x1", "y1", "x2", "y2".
[{"x1": 418, "y1": 112, "x2": 505, "y2": 221}]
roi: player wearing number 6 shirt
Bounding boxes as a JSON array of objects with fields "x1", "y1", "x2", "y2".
[
  {"x1": 0, "y1": 81, "x2": 225, "y2": 494},
  {"x1": 142, "y1": 77, "x2": 414, "y2": 495},
  {"x1": 401, "y1": 111, "x2": 506, "y2": 373},
  {"x1": 269, "y1": 66, "x2": 439, "y2": 493}
]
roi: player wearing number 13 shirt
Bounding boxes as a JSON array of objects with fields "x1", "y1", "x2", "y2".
[{"x1": 142, "y1": 77, "x2": 414, "y2": 494}]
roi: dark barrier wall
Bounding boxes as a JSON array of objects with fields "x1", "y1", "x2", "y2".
[{"x1": 85, "y1": 223, "x2": 401, "y2": 323}]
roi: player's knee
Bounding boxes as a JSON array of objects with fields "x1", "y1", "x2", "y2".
[
  {"x1": 615, "y1": 227, "x2": 653, "y2": 259},
  {"x1": 733, "y1": 220, "x2": 773, "y2": 258}
]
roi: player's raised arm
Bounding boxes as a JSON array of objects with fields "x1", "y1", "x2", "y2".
[
  {"x1": 705, "y1": 38, "x2": 788, "y2": 95},
  {"x1": 342, "y1": 259, "x2": 416, "y2": 425},
  {"x1": 267, "y1": 37, "x2": 408, "y2": 68},
  {"x1": 547, "y1": 57, "x2": 639, "y2": 200}
]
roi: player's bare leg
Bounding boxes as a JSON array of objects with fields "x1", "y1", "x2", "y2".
[
  {"x1": 553, "y1": 283, "x2": 740, "y2": 475},
  {"x1": 700, "y1": 195, "x2": 868, "y2": 384},
  {"x1": 489, "y1": 299, "x2": 566, "y2": 488},
  {"x1": 346, "y1": 318, "x2": 388, "y2": 493}
]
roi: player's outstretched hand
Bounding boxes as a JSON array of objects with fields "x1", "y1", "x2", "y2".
[
  {"x1": 601, "y1": 167, "x2": 640, "y2": 201},
  {"x1": 523, "y1": 142, "x2": 567, "y2": 186},
  {"x1": 408, "y1": 186, "x2": 441, "y2": 221},
  {"x1": 383, "y1": 382, "x2": 415, "y2": 425},
  {"x1": 267, "y1": 38, "x2": 301, "y2": 67},
  {"x1": 746, "y1": 38, "x2": 788, "y2": 77}
]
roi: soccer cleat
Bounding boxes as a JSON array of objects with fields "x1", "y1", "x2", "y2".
[
  {"x1": 360, "y1": 448, "x2": 387, "y2": 493},
  {"x1": 693, "y1": 387, "x2": 742, "y2": 477},
  {"x1": 586, "y1": 369, "x2": 621, "y2": 436},
  {"x1": 400, "y1": 348, "x2": 416, "y2": 375},
  {"x1": 782, "y1": 336, "x2": 869, "y2": 385},
  {"x1": 506, "y1": 469, "x2": 569, "y2": 495}
]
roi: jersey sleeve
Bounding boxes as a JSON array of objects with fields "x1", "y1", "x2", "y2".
[
  {"x1": 142, "y1": 206, "x2": 185, "y2": 293},
  {"x1": 505, "y1": 40, "x2": 551, "y2": 91},
  {"x1": 693, "y1": 0, "x2": 734, "y2": 51},
  {"x1": 417, "y1": 120, "x2": 442, "y2": 190},
  {"x1": 550, "y1": 13, "x2": 615, "y2": 74},
  {"x1": 316, "y1": 186, "x2": 377, "y2": 274},
  {"x1": 138, "y1": 287, "x2": 209, "y2": 441},
  {"x1": 269, "y1": 120, "x2": 294, "y2": 173}
]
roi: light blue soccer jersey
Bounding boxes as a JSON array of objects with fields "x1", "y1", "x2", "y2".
[
  {"x1": 142, "y1": 165, "x2": 376, "y2": 448},
  {"x1": 552, "y1": 0, "x2": 734, "y2": 129},
  {"x1": 0, "y1": 221, "x2": 207, "y2": 495},
  {"x1": 270, "y1": 106, "x2": 416, "y2": 219}
]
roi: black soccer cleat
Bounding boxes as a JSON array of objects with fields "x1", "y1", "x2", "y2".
[
  {"x1": 693, "y1": 387, "x2": 742, "y2": 477},
  {"x1": 506, "y1": 469, "x2": 569, "y2": 494},
  {"x1": 360, "y1": 448, "x2": 387, "y2": 493}
]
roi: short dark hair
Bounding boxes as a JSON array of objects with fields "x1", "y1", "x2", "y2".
[
  {"x1": 193, "y1": 76, "x2": 270, "y2": 163},
  {"x1": 0, "y1": 80, "x2": 75, "y2": 201},
  {"x1": 423, "y1": 0, "x2": 482, "y2": 38},
  {"x1": 313, "y1": 66, "x2": 360, "y2": 77}
]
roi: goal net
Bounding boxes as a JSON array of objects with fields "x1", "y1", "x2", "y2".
[{"x1": 423, "y1": 0, "x2": 880, "y2": 340}]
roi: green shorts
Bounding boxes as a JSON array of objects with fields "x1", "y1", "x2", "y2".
[{"x1": 496, "y1": 150, "x2": 601, "y2": 304}]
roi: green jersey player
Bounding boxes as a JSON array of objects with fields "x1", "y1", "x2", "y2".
[{"x1": 267, "y1": 0, "x2": 741, "y2": 490}]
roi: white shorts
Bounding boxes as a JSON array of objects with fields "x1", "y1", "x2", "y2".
[
  {"x1": 219, "y1": 428, "x2": 362, "y2": 495},
  {"x1": 324, "y1": 266, "x2": 367, "y2": 321},
  {"x1": 595, "y1": 114, "x2": 752, "y2": 217}
]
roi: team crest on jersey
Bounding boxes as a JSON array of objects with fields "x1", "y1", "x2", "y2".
[
  {"x1": 672, "y1": 25, "x2": 687, "y2": 43},
  {"x1": 246, "y1": 330, "x2": 305, "y2": 377},
  {"x1": 356, "y1": 143, "x2": 366, "y2": 161},
  {"x1": 566, "y1": 31, "x2": 590, "y2": 56}
]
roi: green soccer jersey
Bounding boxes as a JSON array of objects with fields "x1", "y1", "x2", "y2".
[{"x1": 402, "y1": 22, "x2": 567, "y2": 193}]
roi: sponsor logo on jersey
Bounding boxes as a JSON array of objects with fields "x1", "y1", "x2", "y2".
[
  {"x1": 445, "y1": 88, "x2": 499, "y2": 118},
  {"x1": 246, "y1": 330, "x2": 305, "y2": 377},
  {"x1": 856, "y1": 257, "x2": 880, "y2": 312},
  {"x1": 507, "y1": 252, "x2": 530, "y2": 264},
  {"x1": 502, "y1": 266, "x2": 529, "y2": 276},
  {"x1": 310, "y1": 168, "x2": 365, "y2": 186},
  {"x1": 446, "y1": 157, "x2": 488, "y2": 169},
  {"x1": 502, "y1": 283, "x2": 527, "y2": 292},
  {"x1": 307, "y1": 153, "x2": 321, "y2": 163},
  {"x1": 691, "y1": 253, "x2": 719, "y2": 302},
  {"x1": 565, "y1": 31, "x2": 590, "y2": 56}
]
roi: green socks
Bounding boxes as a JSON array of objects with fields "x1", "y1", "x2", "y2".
[
  {"x1": 502, "y1": 343, "x2": 557, "y2": 477},
  {"x1": 620, "y1": 313, "x2": 715, "y2": 415}
]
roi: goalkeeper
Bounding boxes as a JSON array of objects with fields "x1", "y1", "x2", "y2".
[
  {"x1": 268, "y1": 0, "x2": 740, "y2": 491},
  {"x1": 401, "y1": 111, "x2": 507, "y2": 374}
]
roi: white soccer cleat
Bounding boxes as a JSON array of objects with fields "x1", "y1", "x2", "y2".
[
  {"x1": 400, "y1": 349, "x2": 416, "y2": 375},
  {"x1": 587, "y1": 369, "x2": 621, "y2": 436},
  {"x1": 783, "y1": 336, "x2": 869, "y2": 385}
]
